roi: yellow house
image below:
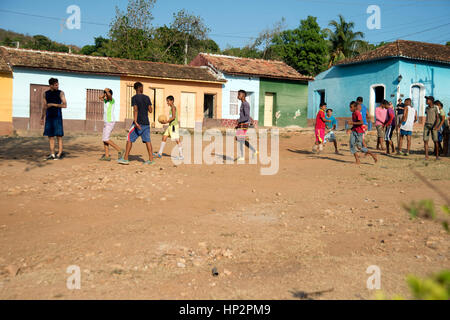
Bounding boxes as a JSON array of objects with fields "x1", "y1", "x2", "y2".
[
  {"x1": 111, "y1": 58, "x2": 225, "y2": 129},
  {"x1": 0, "y1": 54, "x2": 12, "y2": 135}
]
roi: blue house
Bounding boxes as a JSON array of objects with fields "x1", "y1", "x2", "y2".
[{"x1": 308, "y1": 40, "x2": 450, "y2": 127}]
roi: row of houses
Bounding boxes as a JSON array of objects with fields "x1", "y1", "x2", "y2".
[
  {"x1": 0, "y1": 46, "x2": 311, "y2": 135},
  {"x1": 0, "y1": 40, "x2": 449, "y2": 135}
]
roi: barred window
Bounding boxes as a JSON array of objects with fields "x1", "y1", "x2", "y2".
[{"x1": 230, "y1": 91, "x2": 239, "y2": 115}]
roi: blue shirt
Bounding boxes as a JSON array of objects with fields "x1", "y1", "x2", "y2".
[
  {"x1": 325, "y1": 116, "x2": 337, "y2": 130},
  {"x1": 361, "y1": 104, "x2": 368, "y2": 125}
]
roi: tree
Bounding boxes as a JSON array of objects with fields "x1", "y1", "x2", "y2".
[
  {"x1": 252, "y1": 18, "x2": 286, "y2": 60},
  {"x1": 169, "y1": 9, "x2": 210, "y2": 64},
  {"x1": 446, "y1": 41, "x2": 450, "y2": 46},
  {"x1": 80, "y1": 37, "x2": 111, "y2": 56},
  {"x1": 221, "y1": 46, "x2": 262, "y2": 59},
  {"x1": 325, "y1": 14, "x2": 364, "y2": 67},
  {"x1": 272, "y1": 16, "x2": 328, "y2": 76},
  {"x1": 108, "y1": 0, "x2": 156, "y2": 60}
]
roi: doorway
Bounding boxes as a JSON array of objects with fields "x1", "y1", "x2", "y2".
[
  {"x1": 369, "y1": 84, "x2": 385, "y2": 116},
  {"x1": 411, "y1": 84, "x2": 424, "y2": 117},
  {"x1": 148, "y1": 88, "x2": 164, "y2": 128},
  {"x1": 180, "y1": 92, "x2": 196, "y2": 128},
  {"x1": 264, "y1": 93, "x2": 274, "y2": 127},
  {"x1": 29, "y1": 84, "x2": 49, "y2": 130},
  {"x1": 204, "y1": 94, "x2": 215, "y2": 119}
]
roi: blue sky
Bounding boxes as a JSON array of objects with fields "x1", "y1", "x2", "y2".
[{"x1": 0, "y1": 0, "x2": 449, "y2": 49}]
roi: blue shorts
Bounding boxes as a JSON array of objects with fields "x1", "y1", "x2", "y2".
[
  {"x1": 44, "y1": 117, "x2": 64, "y2": 137},
  {"x1": 400, "y1": 129, "x2": 412, "y2": 136},
  {"x1": 127, "y1": 124, "x2": 151, "y2": 143}
]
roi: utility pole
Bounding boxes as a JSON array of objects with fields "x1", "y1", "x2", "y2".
[{"x1": 184, "y1": 21, "x2": 198, "y2": 65}]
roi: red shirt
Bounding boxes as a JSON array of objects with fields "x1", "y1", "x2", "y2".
[
  {"x1": 315, "y1": 110, "x2": 326, "y2": 129},
  {"x1": 352, "y1": 110, "x2": 365, "y2": 133}
]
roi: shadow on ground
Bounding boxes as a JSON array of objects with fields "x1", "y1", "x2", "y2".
[
  {"x1": 290, "y1": 288, "x2": 334, "y2": 300},
  {"x1": 0, "y1": 136, "x2": 99, "y2": 170}
]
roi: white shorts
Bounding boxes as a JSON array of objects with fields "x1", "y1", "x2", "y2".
[
  {"x1": 324, "y1": 131, "x2": 336, "y2": 143},
  {"x1": 102, "y1": 122, "x2": 116, "y2": 142}
]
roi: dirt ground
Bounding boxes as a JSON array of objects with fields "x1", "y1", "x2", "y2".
[{"x1": 0, "y1": 129, "x2": 448, "y2": 300}]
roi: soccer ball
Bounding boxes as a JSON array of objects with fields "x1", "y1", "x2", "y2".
[{"x1": 158, "y1": 114, "x2": 168, "y2": 124}]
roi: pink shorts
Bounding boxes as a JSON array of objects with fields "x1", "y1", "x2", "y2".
[{"x1": 315, "y1": 128, "x2": 325, "y2": 143}]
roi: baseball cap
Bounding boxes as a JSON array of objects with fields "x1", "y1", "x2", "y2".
[{"x1": 425, "y1": 96, "x2": 435, "y2": 102}]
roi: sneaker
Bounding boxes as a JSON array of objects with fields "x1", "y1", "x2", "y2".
[
  {"x1": 118, "y1": 149, "x2": 125, "y2": 159},
  {"x1": 99, "y1": 155, "x2": 111, "y2": 161},
  {"x1": 118, "y1": 159, "x2": 130, "y2": 165},
  {"x1": 46, "y1": 154, "x2": 56, "y2": 160},
  {"x1": 252, "y1": 150, "x2": 259, "y2": 159},
  {"x1": 144, "y1": 160, "x2": 155, "y2": 165},
  {"x1": 403, "y1": 152, "x2": 409, "y2": 156},
  {"x1": 236, "y1": 157, "x2": 245, "y2": 162},
  {"x1": 153, "y1": 152, "x2": 162, "y2": 159},
  {"x1": 174, "y1": 155, "x2": 184, "y2": 161}
]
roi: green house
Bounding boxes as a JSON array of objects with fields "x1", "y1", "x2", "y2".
[{"x1": 259, "y1": 77, "x2": 312, "y2": 128}]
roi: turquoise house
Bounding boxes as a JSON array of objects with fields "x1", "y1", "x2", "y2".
[{"x1": 308, "y1": 40, "x2": 450, "y2": 127}]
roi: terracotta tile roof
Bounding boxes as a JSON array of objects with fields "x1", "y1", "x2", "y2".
[
  {"x1": 190, "y1": 53, "x2": 313, "y2": 81},
  {"x1": 0, "y1": 46, "x2": 225, "y2": 83},
  {"x1": 109, "y1": 58, "x2": 225, "y2": 83},
  {"x1": 336, "y1": 40, "x2": 450, "y2": 66},
  {"x1": 0, "y1": 52, "x2": 11, "y2": 73},
  {"x1": 0, "y1": 46, "x2": 121, "y2": 75}
]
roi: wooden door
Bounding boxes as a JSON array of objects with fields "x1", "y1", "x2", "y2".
[
  {"x1": 151, "y1": 88, "x2": 164, "y2": 129},
  {"x1": 29, "y1": 84, "x2": 49, "y2": 130},
  {"x1": 180, "y1": 92, "x2": 196, "y2": 128},
  {"x1": 264, "y1": 93, "x2": 274, "y2": 127},
  {"x1": 86, "y1": 89, "x2": 104, "y2": 132}
]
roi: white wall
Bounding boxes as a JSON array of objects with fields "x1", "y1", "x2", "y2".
[
  {"x1": 12, "y1": 68, "x2": 121, "y2": 121},
  {"x1": 222, "y1": 74, "x2": 260, "y2": 120}
]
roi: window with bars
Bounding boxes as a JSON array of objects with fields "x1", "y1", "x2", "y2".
[
  {"x1": 126, "y1": 85, "x2": 134, "y2": 119},
  {"x1": 230, "y1": 91, "x2": 239, "y2": 115},
  {"x1": 86, "y1": 89, "x2": 104, "y2": 121}
]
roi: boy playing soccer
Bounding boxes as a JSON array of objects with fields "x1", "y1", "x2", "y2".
[
  {"x1": 313, "y1": 102, "x2": 331, "y2": 154},
  {"x1": 324, "y1": 108, "x2": 339, "y2": 154},
  {"x1": 153, "y1": 96, "x2": 184, "y2": 160},
  {"x1": 118, "y1": 82, "x2": 154, "y2": 165},
  {"x1": 347, "y1": 101, "x2": 377, "y2": 165},
  {"x1": 99, "y1": 88, "x2": 124, "y2": 161}
]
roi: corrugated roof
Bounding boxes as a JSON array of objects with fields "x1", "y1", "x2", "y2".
[
  {"x1": 0, "y1": 46, "x2": 225, "y2": 83},
  {"x1": 190, "y1": 53, "x2": 313, "y2": 81},
  {"x1": 336, "y1": 40, "x2": 450, "y2": 66}
]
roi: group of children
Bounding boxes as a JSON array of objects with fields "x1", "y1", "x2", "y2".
[
  {"x1": 41, "y1": 78, "x2": 257, "y2": 164},
  {"x1": 313, "y1": 95, "x2": 449, "y2": 164},
  {"x1": 103, "y1": 82, "x2": 184, "y2": 165}
]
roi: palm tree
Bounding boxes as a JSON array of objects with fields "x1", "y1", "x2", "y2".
[{"x1": 325, "y1": 15, "x2": 365, "y2": 67}]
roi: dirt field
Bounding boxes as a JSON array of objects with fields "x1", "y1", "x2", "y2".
[{"x1": 0, "y1": 129, "x2": 449, "y2": 300}]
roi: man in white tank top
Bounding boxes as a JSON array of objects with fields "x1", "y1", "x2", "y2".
[{"x1": 397, "y1": 98, "x2": 417, "y2": 156}]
